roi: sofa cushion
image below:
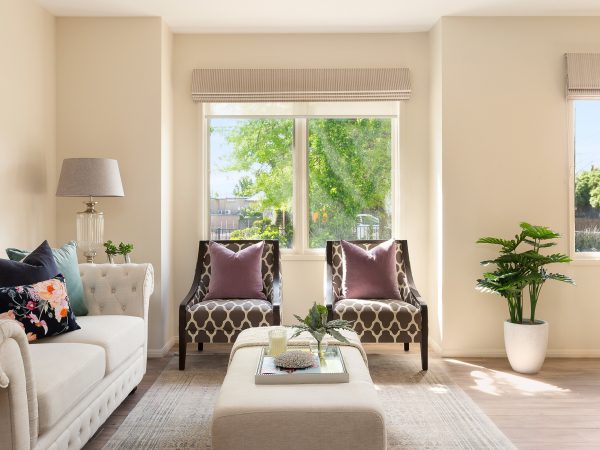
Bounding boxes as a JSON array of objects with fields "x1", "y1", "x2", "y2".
[
  {"x1": 38, "y1": 315, "x2": 144, "y2": 373},
  {"x1": 334, "y1": 298, "x2": 421, "y2": 343},
  {"x1": 186, "y1": 299, "x2": 273, "y2": 344},
  {"x1": 29, "y1": 343, "x2": 105, "y2": 433},
  {"x1": 0, "y1": 241, "x2": 58, "y2": 288},
  {"x1": 341, "y1": 239, "x2": 401, "y2": 300},
  {"x1": 0, "y1": 275, "x2": 80, "y2": 342},
  {"x1": 6, "y1": 241, "x2": 88, "y2": 316},
  {"x1": 205, "y1": 241, "x2": 266, "y2": 300}
]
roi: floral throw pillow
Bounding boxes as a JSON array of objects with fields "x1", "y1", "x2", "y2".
[{"x1": 0, "y1": 276, "x2": 80, "y2": 342}]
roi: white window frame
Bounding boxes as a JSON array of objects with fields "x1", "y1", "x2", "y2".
[
  {"x1": 569, "y1": 98, "x2": 600, "y2": 261},
  {"x1": 199, "y1": 102, "x2": 402, "y2": 258}
]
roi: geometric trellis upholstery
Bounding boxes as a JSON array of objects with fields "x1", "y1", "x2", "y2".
[
  {"x1": 186, "y1": 299, "x2": 273, "y2": 344},
  {"x1": 334, "y1": 298, "x2": 421, "y2": 343},
  {"x1": 325, "y1": 240, "x2": 429, "y2": 370},
  {"x1": 179, "y1": 240, "x2": 281, "y2": 370}
]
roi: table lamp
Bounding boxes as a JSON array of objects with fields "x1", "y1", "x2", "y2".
[{"x1": 56, "y1": 158, "x2": 124, "y2": 263}]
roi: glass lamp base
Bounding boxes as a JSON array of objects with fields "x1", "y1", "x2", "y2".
[{"x1": 76, "y1": 200, "x2": 104, "y2": 264}]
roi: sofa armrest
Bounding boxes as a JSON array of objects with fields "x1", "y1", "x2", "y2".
[
  {"x1": 0, "y1": 319, "x2": 39, "y2": 450},
  {"x1": 79, "y1": 263, "x2": 154, "y2": 367},
  {"x1": 79, "y1": 263, "x2": 154, "y2": 318}
]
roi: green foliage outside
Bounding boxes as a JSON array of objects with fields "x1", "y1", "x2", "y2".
[
  {"x1": 229, "y1": 217, "x2": 293, "y2": 247},
  {"x1": 574, "y1": 169, "x2": 600, "y2": 251},
  {"x1": 219, "y1": 118, "x2": 392, "y2": 248},
  {"x1": 307, "y1": 118, "x2": 392, "y2": 247},
  {"x1": 575, "y1": 227, "x2": 600, "y2": 252},
  {"x1": 575, "y1": 168, "x2": 600, "y2": 212}
]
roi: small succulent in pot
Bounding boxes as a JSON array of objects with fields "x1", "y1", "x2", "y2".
[
  {"x1": 290, "y1": 302, "x2": 353, "y2": 358},
  {"x1": 118, "y1": 242, "x2": 134, "y2": 263},
  {"x1": 103, "y1": 240, "x2": 118, "y2": 264}
]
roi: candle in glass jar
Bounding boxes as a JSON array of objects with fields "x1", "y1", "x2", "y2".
[{"x1": 268, "y1": 327, "x2": 287, "y2": 357}]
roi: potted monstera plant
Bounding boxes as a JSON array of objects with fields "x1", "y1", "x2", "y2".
[{"x1": 476, "y1": 223, "x2": 574, "y2": 374}]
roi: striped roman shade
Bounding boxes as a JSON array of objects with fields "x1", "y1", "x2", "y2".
[
  {"x1": 566, "y1": 53, "x2": 600, "y2": 99},
  {"x1": 191, "y1": 68, "x2": 411, "y2": 102}
]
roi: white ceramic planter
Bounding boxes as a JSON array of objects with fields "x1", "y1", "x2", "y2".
[{"x1": 504, "y1": 320, "x2": 549, "y2": 374}]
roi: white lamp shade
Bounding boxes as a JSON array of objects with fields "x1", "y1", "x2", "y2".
[{"x1": 56, "y1": 158, "x2": 124, "y2": 197}]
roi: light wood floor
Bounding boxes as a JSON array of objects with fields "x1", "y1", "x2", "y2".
[{"x1": 84, "y1": 345, "x2": 600, "y2": 449}]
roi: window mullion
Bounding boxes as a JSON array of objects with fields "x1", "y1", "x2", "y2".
[{"x1": 200, "y1": 103, "x2": 210, "y2": 240}]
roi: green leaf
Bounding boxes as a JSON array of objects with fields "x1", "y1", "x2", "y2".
[
  {"x1": 326, "y1": 328, "x2": 351, "y2": 343},
  {"x1": 546, "y1": 273, "x2": 575, "y2": 285},
  {"x1": 476, "y1": 237, "x2": 515, "y2": 247},
  {"x1": 293, "y1": 314, "x2": 305, "y2": 325},
  {"x1": 520, "y1": 222, "x2": 560, "y2": 240}
]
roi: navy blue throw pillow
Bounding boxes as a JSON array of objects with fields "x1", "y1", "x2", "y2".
[{"x1": 0, "y1": 241, "x2": 59, "y2": 287}]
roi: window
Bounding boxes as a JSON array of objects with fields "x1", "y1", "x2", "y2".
[
  {"x1": 573, "y1": 100, "x2": 600, "y2": 255},
  {"x1": 206, "y1": 103, "x2": 399, "y2": 252},
  {"x1": 307, "y1": 118, "x2": 392, "y2": 248},
  {"x1": 209, "y1": 118, "x2": 294, "y2": 246}
]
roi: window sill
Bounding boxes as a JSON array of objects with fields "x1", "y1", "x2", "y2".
[{"x1": 281, "y1": 252, "x2": 325, "y2": 261}]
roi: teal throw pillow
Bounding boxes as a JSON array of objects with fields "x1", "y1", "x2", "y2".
[{"x1": 6, "y1": 241, "x2": 88, "y2": 316}]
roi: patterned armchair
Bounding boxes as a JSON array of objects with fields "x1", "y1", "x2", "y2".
[
  {"x1": 179, "y1": 240, "x2": 281, "y2": 370},
  {"x1": 325, "y1": 240, "x2": 428, "y2": 370}
]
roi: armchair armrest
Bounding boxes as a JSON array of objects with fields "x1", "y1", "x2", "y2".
[
  {"x1": 408, "y1": 287, "x2": 427, "y2": 309},
  {"x1": 0, "y1": 319, "x2": 39, "y2": 449},
  {"x1": 325, "y1": 263, "x2": 335, "y2": 321},
  {"x1": 271, "y1": 278, "x2": 281, "y2": 325}
]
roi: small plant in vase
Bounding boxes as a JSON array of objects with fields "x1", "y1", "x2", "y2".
[
  {"x1": 290, "y1": 303, "x2": 353, "y2": 359},
  {"x1": 118, "y1": 242, "x2": 134, "y2": 263},
  {"x1": 103, "y1": 240, "x2": 118, "y2": 264}
]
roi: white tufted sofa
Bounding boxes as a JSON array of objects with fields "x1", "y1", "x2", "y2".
[{"x1": 0, "y1": 263, "x2": 154, "y2": 450}]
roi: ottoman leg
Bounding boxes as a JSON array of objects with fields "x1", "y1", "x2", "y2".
[
  {"x1": 198, "y1": 342, "x2": 204, "y2": 352},
  {"x1": 404, "y1": 343, "x2": 409, "y2": 352}
]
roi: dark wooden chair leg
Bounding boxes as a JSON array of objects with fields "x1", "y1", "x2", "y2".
[
  {"x1": 179, "y1": 338, "x2": 187, "y2": 370},
  {"x1": 404, "y1": 343, "x2": 409, "y2": 352},
  {"x1": 420, "y1": 340, "x2": 428, "y2": 371},
  {"x1": 420, "y1": 304, "x2": 428, "y2": 371},
  {"x1": 198, "y1": 342, "x2": 203, "y2": 352}
]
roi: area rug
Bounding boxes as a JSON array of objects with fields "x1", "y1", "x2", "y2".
[{"x1": 103, "y1": 353, "x2": 515, "y2": 449}]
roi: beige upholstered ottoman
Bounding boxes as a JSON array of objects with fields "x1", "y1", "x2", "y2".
[{"x1": 211, "y1": 328, "x2": 386, "y2": 450}]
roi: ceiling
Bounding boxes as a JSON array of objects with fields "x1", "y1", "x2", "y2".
[{"x1": 37, "y1": 0, "x2": 600, "y2": 33}]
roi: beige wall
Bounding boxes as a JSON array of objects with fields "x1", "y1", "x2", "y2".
[
  {"x1": 0, "y1": 0, "x2": 55, "y2": 251},
  {"x1": 56, "y1": 18, "x2": 172, "y2": 353},
  {"x1": 161, "y1": 22, "x2": 175, "y2": 344},
  {"x1": 428, "y1": 21, "x2": 443, "y2": 350},
  {"x1": 171, "y1": 34, "x2": 431, "y2": 335},
  {"x1": 439, "y1": 17, "x2": 600, "y2": 356},
  {"x1": 42, "y1": 15, "x2": 600, "y2": 356}
]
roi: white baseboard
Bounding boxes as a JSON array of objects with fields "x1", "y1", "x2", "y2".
[
  {"x1": 147, "y1": 336, "x2": 176, "y2": 358},
  {"x1": 441, "y1": 348, "x2": 600, "y2": 358}
]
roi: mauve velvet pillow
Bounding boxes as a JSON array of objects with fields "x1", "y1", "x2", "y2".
[
  {"x1": 341, "y1": 239, "x2": 401, "y2": 300},
  {"x1": 204, "y1": 241, "x2": 266, "y2": 300}
]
